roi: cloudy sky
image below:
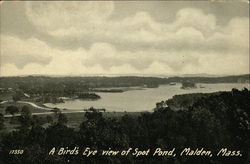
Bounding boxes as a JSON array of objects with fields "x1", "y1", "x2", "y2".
[{"x1": 0, "y1": 1, "x2": 249, "y2": 76}]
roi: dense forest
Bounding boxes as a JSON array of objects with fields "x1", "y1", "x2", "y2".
[
  {"x1": 0, "y1": 75, "x2": 249, "y2": 96},
  {"x1": 0, "y1": 88, "x2": 249, "y2": 164}
]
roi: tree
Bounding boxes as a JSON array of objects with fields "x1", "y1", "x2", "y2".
[
  {"x1": 32, "y1": 115, "x2": 44, "y2": 126},
  {"x1": 52, "y1": 108, "x2": 61, "y2": 115},
  {"x1": 46, "y1": 115, "x2": 53, "y2": 124},
  {"x1": 21, "y1": 105, "x2": 31, "y2": 116},
  {"x1": 0, "y1": 113, "x2": 4, "y2": 130},
  {"x1": 84, "y1": 107, "x2": 103, "y2": 120},
  {"x1": 5, "y1": 105, "x2": 19, "y2": 116},
  {"x1": 58, "y1": 113, "x2": 68, "y2": 125},
  {"x1": 19, "y1": 105, "x2": 32, "y2": 128},
  {"x1": 12, "y1": 90, "x2": 24, "y2": 102}
]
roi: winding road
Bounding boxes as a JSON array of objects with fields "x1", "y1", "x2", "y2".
[
  {"x1": 3, "y1": 110, "x2": 86, "y2": 118},
  {"x1": 1, "y1": 100, "x2": 86, "y2": 118},
  {"x1": 18, "y1": 101, "x2": 52, "y2": 111}
]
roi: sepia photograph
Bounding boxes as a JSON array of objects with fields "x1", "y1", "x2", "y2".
[{"x1": 0, "y1": 1, "x2": 249, "y2": 164}]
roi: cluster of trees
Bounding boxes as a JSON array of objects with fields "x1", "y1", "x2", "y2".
[
  {"x1": 0, "y1": 76, "x2": 168, "y2": 96},
  {"x1": 36, "y1": 95, "x2": 64, "y2": 103},
  {"x1": 5, "y1": 106, "x2": 19, "y2": 116},
  {"x1": 165, "y1": 92, "x2": 219, "y2": 110},
  {"x1": 0, "y1": 88, "x2": 249, "y2": 164},
  {"x1": 1, "y1": 75, "x2": 249, "y2": 96},
  {"x1": 12, "y1": 90, "x2": 25, "y2": 102},
  {"x1": 78, "y1": 93, "x2": 101, "y2": 100},
  {"x1": 0, "y1": 113, "x2": 4, "y2": 130},
  {"x1": 2, "y1": 105, "x2": 54, "y2": 129},
  {"x1": 180, "y1": 81, "x2": 196, "y2": 89}
]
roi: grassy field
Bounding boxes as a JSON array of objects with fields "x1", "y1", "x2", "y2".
[
  {"x1": 0, "y1": 95, "x2": 142, "y2": 133},
  {"x1": 1, "y1": 109, "x2": 142, "y2": 133},
  {"x1": 0, "y1": 101, "x2": 46, "y2": 115}
]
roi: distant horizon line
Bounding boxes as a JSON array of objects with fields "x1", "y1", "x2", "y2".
[{"x1": 0, "y1": 73, "x2": 249, "y2": 78}]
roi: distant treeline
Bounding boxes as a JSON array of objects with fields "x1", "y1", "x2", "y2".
[
  {"x1": 0, "y1": 74, "x2": 249, "y2": 95},
  {"x1": 0, "y1": 88, "x2": 249, "y2": 164}
]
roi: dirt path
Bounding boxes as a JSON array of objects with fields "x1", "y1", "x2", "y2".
[
  {"x1": 18, "y1": 101, "x2": 52, "y2": 110},
  {"x1": 3, "y1": 110, "x2": 86, "y2": 118}
]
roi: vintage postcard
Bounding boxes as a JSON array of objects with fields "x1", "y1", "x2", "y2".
[{"x1": 0, "y1": 1, "x2": 249, "y2": 164}]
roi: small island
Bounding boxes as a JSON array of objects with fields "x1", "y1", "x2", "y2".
[
  {"x1": 145, "y1": 84, "x2": 159, "y2": 88},
  {"x1": 77, "y1": 92, "x2": 101, "y2": 100},
  {"x1": 91, "y1": 89, "x2": 124, "y2": 93},
  {"x1": 181, "y1": 81, "x2": 197, "y2": 89}
]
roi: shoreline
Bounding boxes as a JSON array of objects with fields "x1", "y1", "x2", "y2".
[{"x1": 1, "y1": 83, "x2": 249, "y2": 117}]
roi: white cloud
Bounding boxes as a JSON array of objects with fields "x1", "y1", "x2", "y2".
[
  {"x1": 1, "y1": 35, "x2": 53, "y2": 68},
  {"x1": 2, "y1": 35, "x2": 248, "y2": 76},
  {"x1": 173, "y1": 8, "x2": 217, "y2": 34},
  {"x1": 25, "y1": 2, "x2": 114, "y2": 33},
  {"x1": 25, "y1": 2, "x2": 249, "y2": 54},
  {"x1": 1, "y1": 2, "x2": 249, "y2": 76}
]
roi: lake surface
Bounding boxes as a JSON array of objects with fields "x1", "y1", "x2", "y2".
[{"x1": 44, "y1": 83, "x2": 249, "y2": 112}]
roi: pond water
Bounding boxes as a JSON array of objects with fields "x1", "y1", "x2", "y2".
[{"x1": 44, "y1": 83, "x2": 249, "y2": 112}]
